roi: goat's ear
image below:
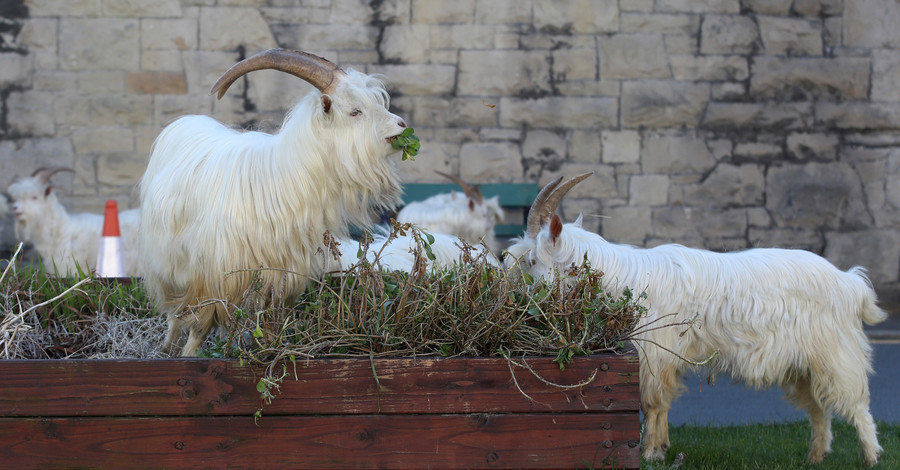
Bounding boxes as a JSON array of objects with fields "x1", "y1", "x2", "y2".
[
  {"x1": 468, "y1": 199, "x2": 475, "y2": 211},
  {"x1": 573, "y1": 213, "x2": 584, "y2": 228},
  {"x1": 321, "y1": 95, "x2": 332, "y2": 114},
  {"x1": 550, "y1": 214, "x2": 563, "y2": 244}
]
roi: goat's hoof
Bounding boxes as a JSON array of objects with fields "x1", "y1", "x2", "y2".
[
  {"x1": 862, "y1": 449, "x2": 881, "y2": 467},
  {"x1": 807, "y1": 450, "x2": 829, "y2": 464},
  {"x1": 642, "y1": 447, "x2": 666, "y2": 462}
]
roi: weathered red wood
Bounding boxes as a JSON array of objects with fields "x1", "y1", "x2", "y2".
[
  {"x1": 0, "y1": 354, "x2": 638, "y2": 417},
  {"x1": 0, "y1": 413, "x2": 639, "y2": 469}
]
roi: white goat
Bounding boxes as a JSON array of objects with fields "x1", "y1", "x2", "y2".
[
  {"x1": 320, "y1": 229, "x2": 500, "y2": 274},
  {"x1": 396, "y1": 171, "x2": 503, "y2": 253},
  {"x1": 7, "y1": 168, "x2": 141, "y2": 276},
  {"x1": 507, "y1": 174, "x2": 887, "y2": 467},
  {"x1": 140, "y1": 48, "x2": 409, "y2": 356}
]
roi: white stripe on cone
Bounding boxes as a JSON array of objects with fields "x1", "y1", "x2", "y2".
[{"x1": 97, "y1": 200, "x2": 126, "y2": 278}]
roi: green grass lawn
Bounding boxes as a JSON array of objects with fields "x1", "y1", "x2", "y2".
[{"x1": 640, "y1": 420, "x2": 899, "y2": 469}]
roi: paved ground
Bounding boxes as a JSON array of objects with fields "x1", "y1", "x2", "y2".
[{"x1": 666, "y1": 315, "x2": 900, "y2": 426}]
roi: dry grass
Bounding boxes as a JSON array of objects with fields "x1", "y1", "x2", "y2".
[{"x1": 0, "y1": 225, "x2": 646, "y2": 366}]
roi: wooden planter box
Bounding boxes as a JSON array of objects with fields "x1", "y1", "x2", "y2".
[{"x1": 0, "y1": 352, "x2": 640, "y2": 469}]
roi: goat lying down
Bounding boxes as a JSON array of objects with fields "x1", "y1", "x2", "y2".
[
  {"x1": 396, "y1": 171, "x2": 503, "y2": 253},
  {"x1": 7, "y1": 168, "x2": 141, "y2": 276},
  {"x1": 140, "y1": 49, "x2": 410, "y2": 356},
  {"x1": 506, "y1": 174, "x2": 887, "y2": 466}
]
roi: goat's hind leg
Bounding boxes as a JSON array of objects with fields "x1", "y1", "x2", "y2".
[
  {"x1": 813, "y1": 363, "x2": 882, "y2": 466},
  {"x1": 784, "y1": 376, "x2": 832, "y2": 463}
]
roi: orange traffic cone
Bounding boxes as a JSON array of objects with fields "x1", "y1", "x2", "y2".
[{"x1": 96, "y1": 199, "x2": 126, "y2": 279}]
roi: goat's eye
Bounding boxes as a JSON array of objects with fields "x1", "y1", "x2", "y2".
[{"x1": 349, "y1": 109, "x2": 362, "y2": 117}]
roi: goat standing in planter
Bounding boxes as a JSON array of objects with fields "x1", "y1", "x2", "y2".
[
  {"x1": 505, "y1": 174, "x2": 886, "y2": 466},
  {"x1": 140, "y1": 48, "x2": 411, "y2": 356}
]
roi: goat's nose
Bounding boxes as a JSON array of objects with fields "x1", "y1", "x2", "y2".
[{"x1": 398, "y1": 119, "x2": 407, "y2": 128}]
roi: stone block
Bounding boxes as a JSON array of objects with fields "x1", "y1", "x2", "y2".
[
  {"x1": 742, "y1": 0, "x2": 792, "y2": 14},
  {"x1": 260, "y1": 7, "x2": 329, "y2": 24},
  {"x1": 702, "y1": 102, "x2": 812, "y2": 130},
  {"x1": 142, "y1": 18, "x2": 197, "y2": 50},
  {"x1": 816, "y1": 102, "x2": 900, "y2": 131},
  {"x1": 371, "y1": 65, "x2": 455, "y2": 95},
  {"x1": 27, "y1": 0, "x2": 101, "y2": 17},
  {"x1": 655, "y1": 0, "x2": 739, "y2": 12},
  {"x1": 90, "y1": 95, "x2": 154, "y2": 126},
  {"x1": 330, "y1": 0, "x2": 376, "y2": 24},
  {"x1": 825, "y1": 230, "x2": 900, "y2": 284},
  {"x1": 0, "y1": 53, "x2": 33, "y2": 87},
  {"x1": 391, "y1": 141, "x2": 457, "y2": 182},
  {"x1": 601, "y1": 205, "x2": 652, "y2": 245},
  {"x1": 409, "y1": 97, "x2": 498, "y2": 127},
  {"x1": 620, "y1": 13, "x2": 699, "y2": 35},
  {"x1": 523, "y1": 129, "x2": 567, "y2": 165},
  {"x1": 412, "y1": 0, "x2": 475, "y2": 24},
  {"x1": 103, "y1": 0, "x2": 182, "y2": 17},
  {"x1": 600, "y1": 34, "x2": 669, "y2": 80},
  {"x1": 381, "y1": 25, "x2": 431, "y2": 63},
  {"x1": 0, "y1": 138, "x2": 75, "y2": 177},
  {"x1": 629, "y1": 174, "x2": 669, "y2": 205},
  {"x1": 682, "y1": 163, "x2": 765, "y2": 206},
  {"x1": 622, "y1": 81, "x2": 708, "y2": 128},
  {"x1": 499, "y1": 96, "x2": 618, "y2": 128},
  {"x1": 96, "y1": 154, "x2": 147, "y2": 187},
  {"x1": 475, "y1": 0, "x2": 533, "y2": 24},
  {"x1": 19, "y1": 18, "x2": 57, "y2": 69},
  {"x1": 199, "y1": 7, "x2": 276, "y2": 51},
  {"x1": 182, "y1": 50, "x2": 242, "y2": 97},
  {"x1": 153, "y1": 94, "x2": 213, "y2": 126},
  {"x1": 569, "y1": 130, "x2": 601, "y2": 164},
  {"x1": 430, "y1": 25, "x2": 497, "y2": 49},
  {"x1": 141, "y1": 50, "x2": 183, "y2": 71},
  {"x1": 126, "y1": 71, "x2": 187, "y2": 95},
  {"x1": 533, "y1": 0, "x2": 618, "y2": 34},
  {"x1": 786, "y1": 132, "x2": 838, "y2": 161},
  {"x1": 758, "y1": 16, "x2": 822, "y2": 56},
  {"x1": 7, "y1": 91, "x2": 55, "y2": 137},
  {"x1": 844, "y1": 0, "x2": 900, "y2": 48},
  {"x1": 872, "y1": 49, "x2": 900, "y2": 103},
  {"x1": 541, "y1": 163, "x2": 617, "y2": 199},
  {"x1": 458, "y1": 50, "x2": 551, "y2": 96},
  {"x1": 71, "y1": 126, "x2": 135, "y2": 154},
  {"x1": 733, "y1": 142, "x2": 782, "y2": 162},
  {"x1": 60, "y1": 19, "x2": 140, "y2": 71},
  {"x1": 602, "y1": 130, "x2": 640, "y2": 164},
  {"x1": 670, "y1": 55, "x2": 748, "y2": 81},
  {"x1": 710, "y1": 82, "x2": 746, "y2": 100},
  {"x1": 641, "y1": 134, "x2": 717, "y2": 174},
  {"x1": 700, "y1": 14, "x2": 760, "y2": 54},
  {"x1": 751, "y1": 57, "x2": 870, "y2": 100},
  {"x1": 793, "y1": 0, "x2": 842, "y2": 17},
  {"x1": 766, "y1": 163, "x2": 871, "y2": 230},
  {"x1": 552, "y1": 48, "x2": 598, "y2": 81},
  {"x1": 459, "y1": 142, "x2": 523, "y2": 182}
]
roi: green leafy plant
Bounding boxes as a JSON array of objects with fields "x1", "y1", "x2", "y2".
[{"x1": 392, "y1": 127, "x2": 420, "y2": 161}]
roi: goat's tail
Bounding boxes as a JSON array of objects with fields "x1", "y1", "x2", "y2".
[{"x1": 850, "y1": 266, "x2": 889, "y2": 325}]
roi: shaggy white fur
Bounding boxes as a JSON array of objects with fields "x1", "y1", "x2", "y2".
[
  {"x1": 509, "y1": 210, "x2": 887, "y2": 466},
  {"x1": 140, "y1": 52, "x2": 408, "y2": 356},
  {"x1": 397, "y1": 191, "x2": 503, "y2": 253}
]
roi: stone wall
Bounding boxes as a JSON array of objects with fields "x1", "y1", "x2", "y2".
[{"x1": 2, "y1": 0, "x2": 900, "y2": 301}]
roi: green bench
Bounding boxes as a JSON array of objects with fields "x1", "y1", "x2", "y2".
[{"x1": 398, "y1": 182, "x2": 540, "y2": 238}]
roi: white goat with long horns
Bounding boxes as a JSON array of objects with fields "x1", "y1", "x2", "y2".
[
  {"x1": 139, "y1": 48, "x2": 410, "y2": 356},
  {"x1": 506, "y1": 174, "x2": 886, "y2": 467},
  {"x1": 7, "y1": 168, "x2": 141, "y2": 276},
  {"x1": 396, "y1": 171, "x2": 503, "y2": 252}
]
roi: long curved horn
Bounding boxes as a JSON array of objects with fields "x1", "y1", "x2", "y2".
[
  {"x1": 540, "y1": 172, "x2": 593, "y2": 226},
  {"x1": 209, "y1": 48, "x2": 346, "y2": 99},
  {"x1": 435, "y1": 171, "x2": 482, "y2": 204},
  {"x1": 526, "y1": 176, "x2": 563, "y2": 238},
  {"x1": 32, "y1": 167, "x2": 74, "y2": 185}
]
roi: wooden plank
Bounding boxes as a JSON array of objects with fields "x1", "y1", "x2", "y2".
[
  {"x1": 0, "y1": 413, "x2": 639, "y2": 469},
  {"x1": 0, "y1": 355, "x2": 638, "y2": 417}
]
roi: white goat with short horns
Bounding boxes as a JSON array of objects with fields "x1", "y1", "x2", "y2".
[
  {"x1": 140, "y1": 48, "x2": 410, "y2": 356},
  {"x1": 507, "y1": 174, "x2": 887, "y2": 467},
  {"x1": 7, "y1": 167, "x2": 141, "y2": 276},
  {"x1": 396, "y1": 171, "x2": 503, "y2": 253}
]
